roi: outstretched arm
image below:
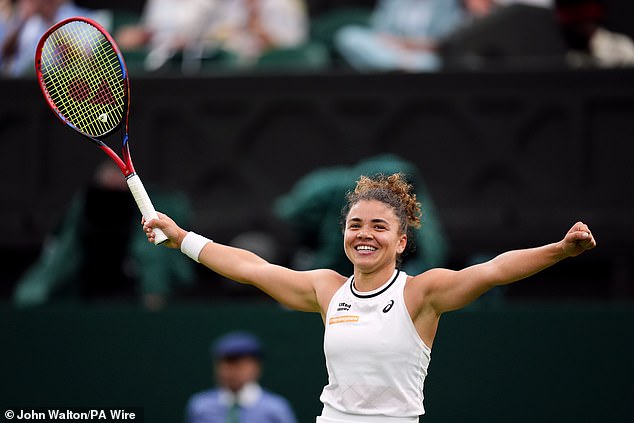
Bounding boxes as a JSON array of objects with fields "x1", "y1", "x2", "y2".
[
  {"x1": 143, "y1": 212, "x2": 340, "y2": 312},
  {"x1": 420, "y1": 222, "x2": 597, "y2": 314}
]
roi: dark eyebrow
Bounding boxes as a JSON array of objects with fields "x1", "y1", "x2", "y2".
[{"x1": 347, "y1": 217, "x2": 390, "y2": 225}]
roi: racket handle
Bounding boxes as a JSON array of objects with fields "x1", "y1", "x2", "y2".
[{"x1": 126, "y1": 173, "x2": 168, "y2": 245}]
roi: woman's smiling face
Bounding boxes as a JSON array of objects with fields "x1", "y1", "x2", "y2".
[{"x1": 343, "y1": 199, "x2": 407, "y2": 274}]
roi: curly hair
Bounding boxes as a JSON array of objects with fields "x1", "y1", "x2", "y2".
[
  {"x1": 341, "y1": 171, "x2": 422, "y2": 261},
  {"x1": 342, "y1": 172, "x2": 421, "y2": 231}
]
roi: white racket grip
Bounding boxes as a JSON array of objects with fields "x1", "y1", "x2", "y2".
[{"x1": 126, "y1": 173, "x2": 168, "y2": 245}]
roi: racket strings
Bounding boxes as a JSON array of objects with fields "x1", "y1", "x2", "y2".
[{"x1": 39, "y1": 21, "x2": 126, "y2": 137}]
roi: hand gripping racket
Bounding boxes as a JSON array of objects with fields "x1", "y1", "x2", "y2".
[{"x1": 35, "y1": 16, "x2": 167, "y2": 245}]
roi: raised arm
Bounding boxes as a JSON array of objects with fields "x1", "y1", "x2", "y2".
[
  {"x1": 418, "y1": 221, "x2": 597, "y2": 314},
  {"x1": 143, "y1": 212, "x2": 343, "y2": 313}
]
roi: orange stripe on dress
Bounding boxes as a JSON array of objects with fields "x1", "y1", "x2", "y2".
[{"x1": 329, "y1": 315, "x2": 360, "y2": 325}]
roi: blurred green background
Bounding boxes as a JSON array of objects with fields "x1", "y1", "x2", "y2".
[{"x1": 2, "y1": 302, "x2": 633, "y2": 423}]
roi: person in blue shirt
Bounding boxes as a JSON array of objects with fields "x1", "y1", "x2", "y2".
[
  {"x1": 333, "y1": 0, "x2": 468, "y2": 72},
  {"x1": 185, "y1": 331, "x2": 297, "y2": 423}
]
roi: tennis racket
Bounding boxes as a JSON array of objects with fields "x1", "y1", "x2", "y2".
[{"x1": 34, "y1": 16, "x2": 167, "y2": 245}]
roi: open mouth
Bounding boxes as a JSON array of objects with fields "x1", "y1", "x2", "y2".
[{"x1": 355, "y1": 245, "x2": 377, "y2": 252}]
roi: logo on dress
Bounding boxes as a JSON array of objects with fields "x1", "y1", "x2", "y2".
[
  {"x1": 337, "y1": 302, "x2": 351, "y2": 312},
  {"x1": 382, "y1": 300, "x2": 395, "y2": 313}
]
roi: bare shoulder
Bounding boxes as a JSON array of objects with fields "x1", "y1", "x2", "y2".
[
  {"x1": 306, "y1": 268, "x2": 347, "y2": 291},
  {"x1": 304, "y1": 268, "x2": 348, "y2": 314},
  {"x1": 404, "y1": 268, "x2": 457, "y2": 311},
  {"x1": 407, "y1": 268, "x2": 455, "y2": 291}
]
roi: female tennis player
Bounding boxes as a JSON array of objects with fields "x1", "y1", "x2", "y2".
[{"x1": 143, "y1": 173, "x2": 596, "y2": 423}]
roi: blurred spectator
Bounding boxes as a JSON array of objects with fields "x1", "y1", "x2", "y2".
[
  {"x1": 205, "y1": 0, "x2": 309, "y2": 67},
  {"x1": 114, "y1": 0, "x2": 216, "y2": 71},
  {"x1": 440, "y1": 0, "x2": 634, "y2": 70},
  {"x1": 115, "y1": 0, "x2": 309, "y2": 72},
  {"x1": 185, "y1": 331, "x2": 297, "y2": 423},
  {"x1": 555, "y1": 0, "x2": 634, "y2": 67},
  {"x1": 13, "y1": 161, "x2": 194, "y2": 310},
  {"x1": 0, "y1": 0, "x2": 13, "y2": 43},
  {"x1": 439, "y1": 1, "x2": 567, "y2": 70},
  {"x1": 0, "y1": 0, "x2": 99, "y2": 77},
  {"x1": 332, "y1": 0, "x2": 470, "y2": 72},
  {"x1": 274, "y1": 154, "x2": 449, "y2": 276}
]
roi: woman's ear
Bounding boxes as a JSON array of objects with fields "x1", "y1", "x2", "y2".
[{"x1": 397, "y1": 234, "x2": 408, "y2": 254}]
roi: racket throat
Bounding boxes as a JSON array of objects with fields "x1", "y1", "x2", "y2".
[
  {"x1": 98, "y1": 145, "x2": 128, "y2": 175},
  {"x1": 121, "y1": 134, "x2": 136, "y2": 176}
]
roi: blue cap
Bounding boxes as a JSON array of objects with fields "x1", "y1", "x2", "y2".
[{"x1": 212, "y1": 331, "x2": 263, "y2": 359}]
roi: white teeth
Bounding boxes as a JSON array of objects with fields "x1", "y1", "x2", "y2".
[{"x1": 356, "y1": 245, "x2": 376, "y2": 251}]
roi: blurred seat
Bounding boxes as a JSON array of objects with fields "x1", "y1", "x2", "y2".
[
  {"x1": 254, "y1": 41, "x2": 331, "y2": 71},
  {"x1": 309, "y1": 7, "x2": 372, "y2": 67}
]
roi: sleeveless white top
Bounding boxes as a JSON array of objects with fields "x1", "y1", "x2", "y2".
[{"x1": 319, "y1": 269, "x2": 431, "y2": 421}]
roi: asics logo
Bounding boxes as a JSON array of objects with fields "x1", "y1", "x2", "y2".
[{"x1": 382, "y1": 300, "x2": 394, "y2": 313}]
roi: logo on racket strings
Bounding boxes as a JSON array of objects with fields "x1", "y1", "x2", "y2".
[
  {"x1": 98, "y1": 113, "x2": 108, "y2": 123},
  {"x1": 68, "y1": 78, "x2": 118, "y2": 105}
]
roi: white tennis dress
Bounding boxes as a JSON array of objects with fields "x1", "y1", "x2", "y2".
[{"x1": 318, "y1": 269, "x2": 431, "y2": 423}]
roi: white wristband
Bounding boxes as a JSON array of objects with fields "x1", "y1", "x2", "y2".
[{"x1": 180, "y1": 232, "x2": 212, "y2": 263}]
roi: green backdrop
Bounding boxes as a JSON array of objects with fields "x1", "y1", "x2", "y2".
[{"x1": 2, "y1": 302, "x2": 633, "y2": 422}]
